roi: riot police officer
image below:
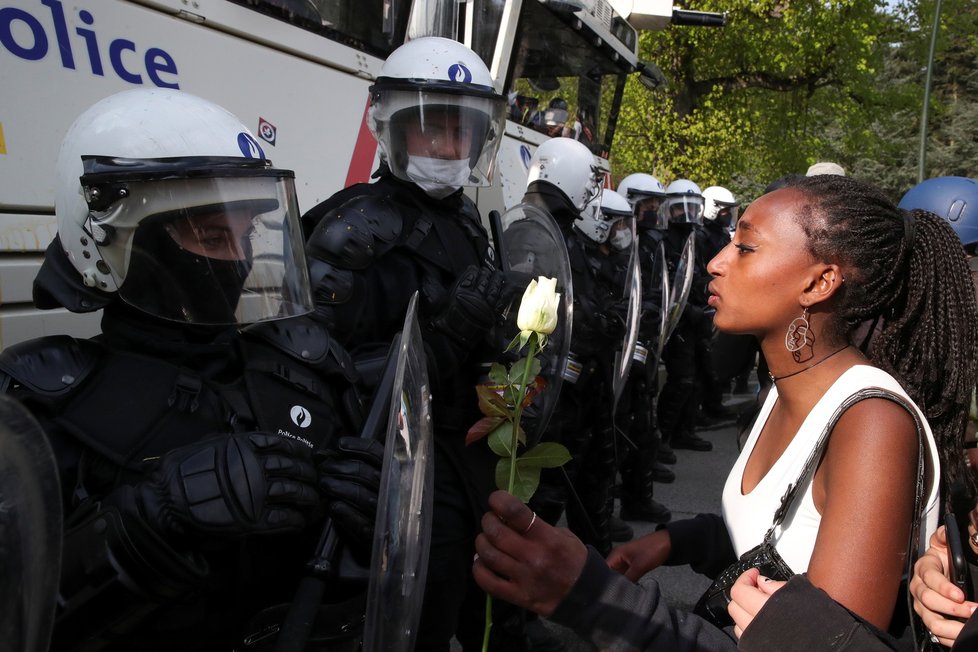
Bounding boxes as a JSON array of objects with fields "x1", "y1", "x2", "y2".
[
  {"x1": 697, "y1": 185, "x2": 741, "y2": 421},
  {"x1": 656, "y1": 179, "x2": 715, "y2": 454},
  {"x1": 0, "y1": 88, "x2": 381, "y2": 651},
  {"x1": 301, "y1": 37, "x2": 513, "y2": 651},
  {"x1": 519, "y1": 138, "x2": 635, "y2": 554}
]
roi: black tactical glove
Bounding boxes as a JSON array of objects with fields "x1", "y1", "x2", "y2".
[
  {"x1": 431, "y1": 265, "x2": 506, "y2": 349},
  {"x1": 135, "y1": 432, "x2": 321, "y2": 540},
  {"x1": 316, "y1": 436, "x2": 384, "y2": 550}
]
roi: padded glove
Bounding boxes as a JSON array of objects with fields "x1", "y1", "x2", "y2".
[
  {"x1": 316, "y1": 436, "x2": 384, "y2": 550},
  {"x1": 431, "y1": 265, "x2": 506, "y2": 348},
  {"x1": 136, "y1": 432, "x2": 321, "y2": 540}
]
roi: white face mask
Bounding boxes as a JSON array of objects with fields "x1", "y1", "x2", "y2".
[
  {"x1": 610, "y1": 229, "x2": 632, "y2": 251},
  {"x1": 405, "y1": 156, "x2": 472, "y2": 199}
]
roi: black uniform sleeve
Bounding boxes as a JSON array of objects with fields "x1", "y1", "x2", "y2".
[
  {"x1": 549, "y1": 547, "x2": 738, "y2": 652},
  {"x1": 661, "y1": 513, "x2": 738, "y2": 579}
]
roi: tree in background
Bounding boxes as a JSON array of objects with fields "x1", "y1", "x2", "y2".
[{"x1": 611, "y1": 0, "x2": 976, "y2": 203}]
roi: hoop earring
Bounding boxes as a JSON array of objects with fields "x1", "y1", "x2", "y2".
[{"x1": 785, "y1": 307, "x2": 814, "y2": 353}]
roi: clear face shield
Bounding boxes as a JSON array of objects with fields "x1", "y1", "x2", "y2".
[
  {"x1": 632, "y1": 194, "x2": 668, "y2": 230},
  {"x1": 660, "y1": 194, "x2": 705, "y2": 226},
  {"x1": 81, "y1": 158, "x2": 312, "y2": 326},
  {"x1": 374, "y1": 89, "x2": 506, "y2": 190},
  {"x1": 714, "y1": 202, "x2": 739, "y2": 228}
]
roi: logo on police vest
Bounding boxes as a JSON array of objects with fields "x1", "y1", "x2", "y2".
[{"x1": 290, "y1": 405, "x2": 312, "y2": 428}]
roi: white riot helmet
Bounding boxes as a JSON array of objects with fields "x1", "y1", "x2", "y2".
[
  {"x1": 527, "y1": 137, "x2": 604, "y2": 222},
  {"x1": 618, "y1": 172, "x2": 667, "y2": 230},
  {"x1": 576, "y1": 188, "x2": 626, "y2": 244},
  {"x1": 659, "y1": 179, "x2": 704, "y2": 226},
  {"x1": 702, "y1": 185, "x2": 739, "y2": 227},
  {"x1": 368, "y1": 37, "x2": 506, "y2": 198},
  {"x1": 54, "y1": 88, "x2": 312, "y2": 326},
  {"x1": 599, "y1": 190, "x2": 634, "y2": 251}
]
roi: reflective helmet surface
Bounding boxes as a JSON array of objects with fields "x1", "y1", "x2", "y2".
[
  {"x1": 659, "y1": 179, "x2": 704, "y2": 226},
  {"x1": 898, "y1": 176, "x2": 978, "y2": 250},
  {"x1": 367, "y1": 37, "x2": 506, "y2": 196},
  {"x1": 526, "y1": 137, "x2": 604, "y2": 220},
  {"x1": 618, "y1": 172, "x2": 667, "y2": 230},
  {"x1": 598, "y1": 190, "x2": 634, "y2": 250},
  {"x1": 576, "y1": 189, "x2": 627, "y2": 244},
  {"x1": 55, "y1": 88, "x2": 312, "y2": 325},
  {"x1": 702, "y1": 185, "x2": 739, "y2": 226}
]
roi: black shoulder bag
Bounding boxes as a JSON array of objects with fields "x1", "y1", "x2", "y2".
[{"x1": 693, "y1": 388, "x2": 927, "y2": 639}]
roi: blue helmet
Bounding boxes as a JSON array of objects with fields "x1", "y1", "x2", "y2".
[{"x1": 898, "y1": 176, "x2": 978, "y2": 250}]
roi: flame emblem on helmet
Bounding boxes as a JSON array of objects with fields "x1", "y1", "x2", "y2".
[
  {"x1": 237, "y1": 132, "x2": 266, "y2": 159},
  {"x1": 447, "y1": 63, "x2": 473, "y2": 84},
  {"x1": 290, "y1": 405, "x2": 312, "y2": 429}
]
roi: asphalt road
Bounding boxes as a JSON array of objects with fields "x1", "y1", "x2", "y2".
[{"x1": 453, "y1": 388, "x2": 755, "y2": 651}]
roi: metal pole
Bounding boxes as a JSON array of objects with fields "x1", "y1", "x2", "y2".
[{"x1": 918, "y1": 0, "x2": 943, "y2": 183}]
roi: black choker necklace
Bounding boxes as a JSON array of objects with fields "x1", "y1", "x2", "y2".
[{"x1": 768, "y1": 345, "x2": 851, "y2": 382}]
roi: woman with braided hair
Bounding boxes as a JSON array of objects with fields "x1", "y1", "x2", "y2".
[{"x1": 469, "y1": 174, "x2": 978, "y2": 651}]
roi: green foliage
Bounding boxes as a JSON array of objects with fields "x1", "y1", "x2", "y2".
[{"x1": 609, "y1": 0, "x2": 977, "y2": 204}]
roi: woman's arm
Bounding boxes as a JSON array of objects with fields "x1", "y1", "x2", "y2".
[{"x1": 806, "y1": 397, "x2": 920, "y2": 629}]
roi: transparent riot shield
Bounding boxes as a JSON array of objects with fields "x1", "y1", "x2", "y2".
[
  {"x1": 612, "y1": 216, "x2": 641, "y2": 410},
  {"x1": 646, "y1": 240, "x2": 670, "y2": 375},
  {"x1": 666, "y1": 231, "x2": 696, "y2": 344},
  {"x1": 0, "y1": 395, "x2": 62, "y2": 652},
  {"x1": 363, "y1": 292, "x2": 433, "y2": 652},
  {"x1": 492, "y1": 204, "x2": 573, "y2": 445}
]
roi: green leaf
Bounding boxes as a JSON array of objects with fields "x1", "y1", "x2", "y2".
[
  {"x1": 488, "y1": 362, "x2": 509, "y2": 386},
  {"x1": 487, "y1": 420, "x2": 515, "y2": 457},
  {"x1": 495, "y1": 457, "x2": 542, "y2": 503},
  {"x1": 509, "y1": 356, "x2": 542, "y2": 384},
  {"x1": 516, "y1": 442, "x2": 572, "y2": 469},
  {"x1": 466, "y1": 416, "x2": 504, "y2": 446},
  {"x1": 475, "y1": 384, "x2": 511, "y2": 417}
]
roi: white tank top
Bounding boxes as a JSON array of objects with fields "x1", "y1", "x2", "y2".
[{"x1": 722, "y1": 365, "x2": 940, "y2": 573}]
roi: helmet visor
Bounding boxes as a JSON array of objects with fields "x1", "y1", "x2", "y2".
[
  {"x1": 660, "y1": 194, "x2": 705, "y2": 226},
  {"x1": 373, "y1": 89, "x2": 506, "y2": 187},
  {"x1": 92, "y1": 173, "x2": 312, "y2": 325},
  {"x1": 634, "y1": 195, "x2": 668, "y2": 230}
]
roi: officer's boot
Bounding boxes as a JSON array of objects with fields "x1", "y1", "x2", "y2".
[{"x1": 619, "y1": 446, "x2": 672, "y2": 524}]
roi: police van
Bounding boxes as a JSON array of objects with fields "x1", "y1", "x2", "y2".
[{"x1": 0, "y1": 0, "x2": 716, "y2": 347}]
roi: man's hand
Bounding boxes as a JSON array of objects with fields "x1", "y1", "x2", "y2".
[
  {"x1": 473, "y1": 490, "x2": 587, "y2": 617},
  {"x1": 606, "y1": 530, "x2": 671, "y2": 582},
  {"x1": 316, "y1": 436, "x2": 384, "y2": 550},
  {"x1": 137, "y1": 432, "x2": 321, "y2": 540}
]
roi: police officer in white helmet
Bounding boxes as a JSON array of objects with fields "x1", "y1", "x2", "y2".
[{"x1": 301, "y1": 37, "x2": 517, "y2": 651}]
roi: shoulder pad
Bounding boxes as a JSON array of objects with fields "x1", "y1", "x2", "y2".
[
  {"x1": 243, "y1": 317, "x2": 359, "y2": 383},
  {"x1": 0, "y1": 335, "x2": 101, "y2": 396},
  {"x1": 306, "y1": 194, "x2": 404, "y2": 270}
]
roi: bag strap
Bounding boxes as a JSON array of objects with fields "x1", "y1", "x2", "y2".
[{"x1": 762, "y1": 387, "x2": 927, "y2": 565}]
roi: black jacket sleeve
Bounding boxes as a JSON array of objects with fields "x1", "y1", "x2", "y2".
[
  {"x1": 548, "y1": 547, "x2": 738, "y2": 652},
  {"x1": 738, "y1": 574, "x2": 901, "y2": 651},
  {"x1": 662, "y1": 513, "x2": 738, "y2": 579}
]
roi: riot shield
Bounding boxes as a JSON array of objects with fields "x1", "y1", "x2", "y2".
[
  {"x1": 646, "y1": 240, "x2": 670, "y2": 375},
  {"x1": 0, "y1": 395, "x2": 62, "y2": 652},
  {"x1": 363, "y1": 291, "x2": 433, "y2": 652},
  {"x1": 492, "y1": 203, "x2": 573, "y2": 445},
  {"x1": 665, "y1": 231, "x2": 696, "y2": 345},
  {"x1": 612, "y1": 216, "x2": 641, "y2": 410}
]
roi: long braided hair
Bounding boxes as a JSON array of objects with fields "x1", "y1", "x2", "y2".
[{"x1": 784, "y1": 174, "x2": 978, "y2": 488}]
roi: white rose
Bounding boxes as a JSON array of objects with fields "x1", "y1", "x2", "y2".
[{"x1": 516, "y1": 276, "x2": 560, "y2": 336}]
